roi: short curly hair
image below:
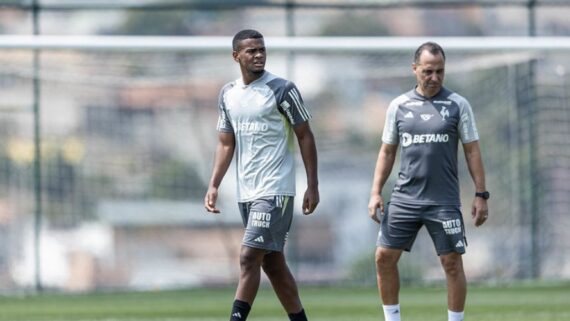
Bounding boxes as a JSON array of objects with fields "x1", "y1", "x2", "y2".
[{"x1": 232, "y1": 29, "x2": 264, "y2": 51}]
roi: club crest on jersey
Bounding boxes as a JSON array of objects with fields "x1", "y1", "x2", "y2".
[{"x1": 440, "y1": 106, "x2": 450, "y2": 121}]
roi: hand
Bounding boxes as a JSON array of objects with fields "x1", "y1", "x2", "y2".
[
  {"x1": 204, "y1": 187, "x2": 221, "y2": 214},
  {"x1": 368, "y1": 194, "x2": 383, "y2": 224},
  {"x1": 302, "y1": 186, "x2": 319, "y2": 215},
  {"x1": 472, "y1": 197, "x2": 488, "y2": 227}
]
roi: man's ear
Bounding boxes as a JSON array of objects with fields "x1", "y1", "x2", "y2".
[{"x1": 232, "y1": 51, "x2": 239, "y2": 62}]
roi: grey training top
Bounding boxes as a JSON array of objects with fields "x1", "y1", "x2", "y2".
[
  {"x1": 217, "y1": 71, "x2": 311, "y2": 202},
  {"x1": 382, "y1": 87, "x2": 479, "y2": 205}
]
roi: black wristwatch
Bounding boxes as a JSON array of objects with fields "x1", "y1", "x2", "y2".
[{"x1": 475, "y1": 191, "x2": 490, "y2": 200}]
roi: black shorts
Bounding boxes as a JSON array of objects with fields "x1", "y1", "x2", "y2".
[
  {"x1": 239, "y1": 196, "x2": 294, "y2": 252},
  {"x1": 376, "y1": 202, "x2": 467, "y2": 255}
]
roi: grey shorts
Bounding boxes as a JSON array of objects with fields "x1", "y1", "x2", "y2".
[
  {"x1": 376, "y1": 202, "x2": 467, "y2": 255},
  {"x1": 239, "y1": 196, "x2": 294, "y2": 252}
]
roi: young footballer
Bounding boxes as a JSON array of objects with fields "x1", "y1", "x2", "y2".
[{"x1": 204, "y1": 29, "x2": 319, "y2": 321}]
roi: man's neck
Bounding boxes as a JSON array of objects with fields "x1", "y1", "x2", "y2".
[
  {"x1": 242, "y1": 70, "x2": 264, "y2": 85},
  {"x1": 415, "y1": 86, "x2": 440, "y2": 99}
]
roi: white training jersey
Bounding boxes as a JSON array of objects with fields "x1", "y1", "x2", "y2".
[
  {"x1": 382, "y1": 87, "x2": 479, "y2": 205},
  {"x1": 217, "y1": 71, "x2": 311, "y2": 202}
]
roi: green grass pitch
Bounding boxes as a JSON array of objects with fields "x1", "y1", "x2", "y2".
[{"x1": 0, "y1": 283, "x2": 568, "y2": 321}]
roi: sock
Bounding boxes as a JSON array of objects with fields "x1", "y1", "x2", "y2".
[
  {"x1": 288, "y1": 308, "x2": 308, "y2": 321},
  {"x1": 229, "y1": 300, "x2": 251, "y2": 321},
  {"x1": 382, "y1": 304, "x2": 401, "y2": 321},
  {"x1": 448, "y1": 310, "x2": 464, "y2": 321}
]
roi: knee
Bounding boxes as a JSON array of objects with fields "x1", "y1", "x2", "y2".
[
  {"x1": 239, "y1": 250, "x2": 262, "y2": 272},
  {"x1": 261, "y1": 254, "x2": 289, "y2": 279},
  {"x1": 375, "y1": 248, "x2": 399, "y2": 272},
  {"x1": 261, "y1": 259, "x2": 278, "y2": 277},
  {"x1": 440, "y1": 254, "x2": 464, "y2": 277}
]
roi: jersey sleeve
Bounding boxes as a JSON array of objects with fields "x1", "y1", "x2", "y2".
[
  {"x1": 277, "y1": 81, "x2": 312, "y2": 126},
  {"x1": 382, "y1": 99, "x2": 400, "y2": 145},
  {"x1": 216, "y1": 85, "x2": 233, "y2": 133},
  {"x1": 451, "y1": 94, "x2": 479, "y2": 143}
]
